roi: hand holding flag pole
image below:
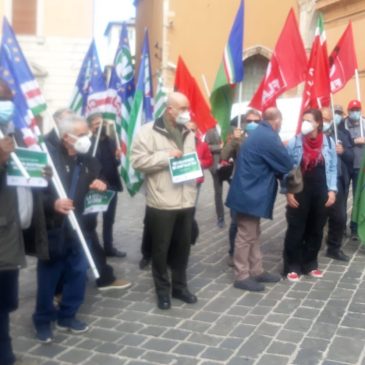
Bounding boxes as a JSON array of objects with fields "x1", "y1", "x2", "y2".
[
  {"x1": 92, "y1": 120, "x2": 103, "y2": 157},
  {"x1": 0, "y1": 129, "x2": 31, "y2": 179},
  {"x1": 355, "y1": 69, "x2": 364, "y2": 137},
  {"x1": 330, "y1": 94, "x2": 338, "y2": 143}
]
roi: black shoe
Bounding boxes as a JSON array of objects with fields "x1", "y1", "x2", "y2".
[
  {"x1": 172, "y1": 288, "x2": 198, "y2": 304},
  {"x1": 351, "y1": 233, "x2": 359, "y2": 242},
  {"x1": 253, "y1": 271, "x2": 281, "y2": 283},
  {"x1": 157, "y1": 295, "x2": 171, "y2": 310},
  {"x1": 326, "y1": 249, "x2": 349, "y2": 262},
  {"x1": 234, "y1": 277, "x2": 265, "y2": 292},
  {"x1": 105, "y1": 248, "x2": 127, "y2": 258},
  {"x1": 139, "y1": 257, "x2": 151, "y2": 270}
]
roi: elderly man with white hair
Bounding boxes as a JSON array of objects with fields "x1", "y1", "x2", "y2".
[{"x1": 32, "y1": 115, "x2": 106, "y2": 343}]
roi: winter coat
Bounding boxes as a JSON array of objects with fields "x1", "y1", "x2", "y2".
[
  {"x1": 131, "y1": 117, "x2": 197, "y2": 210},
  {"x1": 0, "y1": 165, "x2": 26, "y2": 270},
  {"x1": 226, "y1": 121, "x2": 293, "y2": 219}
]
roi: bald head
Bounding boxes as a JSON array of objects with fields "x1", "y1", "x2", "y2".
[
  {"x1": 165, "y1": 92, "x2": 190, "y2": 125},
  {"x1": 263, "y1": 107, "x2": 282, "y2": 132}
]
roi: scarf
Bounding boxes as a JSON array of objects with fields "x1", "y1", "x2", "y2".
[
  {"x1": 301, "y1": 132, "x2": 324, "y2": 173},
  {"x1": 163, "y1": 117, "x2": 184, "y2": 151}
]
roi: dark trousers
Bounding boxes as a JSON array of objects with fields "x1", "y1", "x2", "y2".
[
  {"x1": 210, "y1": 171, "x2": 224, "y2": 221},
  {"x1": 84, "y1": 214, "x2": 116, "y2": 287},
  {"x1": 146, "y1": 206, "x2": 194, "y2": 296},
  {"x1": 102, "y1": 193, "x2": 118, "y2": 252},
  {"x1": 283, "y1": 184, "x2": 328, "y2": 275},
  {"x1": 33, "y1": 244, "x2": 88, "y2": 326},
  {"x1": 229, "y1": 209, "x2": 238, "y2": 256},
  {"x1": 141, "y1": 207, "x2": 152, "y2": 260},
  {"x1": 327, "y1": 178, "x2": 346, "y2": 252},
  {"x1": 0, "y1": 270, "x2": 18, "y2": 365},
  {"x1": 347, "y1": 168, "x2": 359, "y2": 234}
]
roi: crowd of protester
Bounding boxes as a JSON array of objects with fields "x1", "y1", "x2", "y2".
[{"x1": 1, "y1": 83, "x2": 364, "y2": 365}]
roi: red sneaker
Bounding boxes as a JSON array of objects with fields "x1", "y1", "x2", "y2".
[
  {"x1": 308, "y1": 269, "x2": 323, "y2": 278},
  {"x1": 287, "y1": 272, "x2": 300, "y2": 282}
]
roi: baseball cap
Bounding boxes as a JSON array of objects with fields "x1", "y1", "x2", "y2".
[{"x1": 347, "y1": 99, "x2": 362, "y2": 110}]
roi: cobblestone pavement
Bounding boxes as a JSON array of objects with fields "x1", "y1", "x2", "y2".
[{"x1": 12, "y1": 178, "x2": 365, "y2": 365}]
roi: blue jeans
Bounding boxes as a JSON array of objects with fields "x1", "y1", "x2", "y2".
[
  {"x1": 33, "y1": 240, "x2": 88, "y2": 327},
  {"x1": 0, "y1": 270, "x2": 18, "y2": 365}
]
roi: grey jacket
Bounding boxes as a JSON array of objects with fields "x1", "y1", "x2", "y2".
[
  {"x1": 205, "y1": 127, "x2": 222, "y2": 172},
  {"x1": 0, "y1": 164, "x2": 26, "y2": 271}
]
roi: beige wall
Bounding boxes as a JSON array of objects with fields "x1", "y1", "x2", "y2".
[
  {"x1": 136, "y1": 0, "x2": 365, "y2": 110},
  {"x1": 136, "y1": 0, "x2": 298, "y2": 93},
  {"x1": 43, "y1": 0, "x2": 93, "y2": 37},
  {"x1": 0, "y1": 1, "x2": 94, "y2": 130},
  {"x1": 320, "y1": 0, "x2": 365, "y2": 109}
]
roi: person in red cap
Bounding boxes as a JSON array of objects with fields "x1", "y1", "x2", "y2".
[{"x1": 344, "y1": 99, "x2": 364, "y2": 241}]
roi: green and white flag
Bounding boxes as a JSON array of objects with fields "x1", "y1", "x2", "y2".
[
  {"x1": 122, "y1": 30, "x2": 154, "y2": 196},
  {"x1": 154, "y1": 71, "x2": 167, "y2": 119}
]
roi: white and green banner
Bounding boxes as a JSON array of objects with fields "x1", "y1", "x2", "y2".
[
  {"x1": 169, "y1": 152, "x2": 203, "y2": 184},
  {"x1": 7, "y1": 147, "x2": 48, "y2": 187},
  {"x1": 83, "y1": 190, "x2": 115, "y2": 215}
]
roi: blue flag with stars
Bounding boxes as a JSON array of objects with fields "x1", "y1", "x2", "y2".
[
  {"x1": 1, "y1": 17, "x2": 47, "y2": 116},
  {"x1": 0, "y1": 46, "x2": 37, "y2": 146},
  {"x1": 69, "y1": 40, "x2": 107, "y2": 116}
]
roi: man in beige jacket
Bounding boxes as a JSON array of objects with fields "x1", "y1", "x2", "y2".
[{"x1": 131, "y1": 92, "x2": 198, "y2": 310}]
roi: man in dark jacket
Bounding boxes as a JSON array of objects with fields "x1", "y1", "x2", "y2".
[
  {"x1": 32, "y1": 116, "x2": 107, "y2": 343},
  {"x1": 0, "y1": 80, "x2": 26, "y2": 365},
  {"x1": 343, "y1": 99, "x2": 365, "y2": 240},
  {"x1": 88, "y1": 113, "x2": 125, "y2": 257},
  {"x1": 205, "y1": 126, "x2": 225, "y2": 227},
  {"x1": 226, "y1": 107, "x2": 293, "y2": 292},
  {"x1": 322, "y1": 107, "x2": 353, "y2": 261}
]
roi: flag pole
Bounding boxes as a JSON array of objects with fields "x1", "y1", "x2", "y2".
[
  {"x1": 92, "y1": 119, "x2": 103, "y2": 157},
  {"x1": 0, "y1": 129, "x2": 31, "y2": 179},
  {"x1": 111, "y1": 121, "x2": 121, "y2": 150},
  {"x1": 355, "y1": 69, "x2": 364, "y2": 137},
  {"x1": 330, "y1": 94, "x2": 338, "y2": 142},
  {"x1": 33, "y1": 125, "x2": 100, "y2": 279},
  {"x1": 237, "y1": 82, "x2": 243, "y2": 128},
  {"x1": 201, "y1": 74, "x2": 211, "y2": 98}
]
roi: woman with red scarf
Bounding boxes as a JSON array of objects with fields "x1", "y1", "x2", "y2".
[{"x1": 283, "y1": 108, "x2": 337, "y2": 282}]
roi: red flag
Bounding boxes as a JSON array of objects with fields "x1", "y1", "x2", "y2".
[
  {"x1": 329, "y1": 22, "x2": 358, "y2": 94},
  {"x1": 249, "y1": 9, "x2": 307, "y2": 111},
  {"x1": 296, "y1": 15, "x2": 331, "y2": 134},
  {"x1": 174, "y1": 56, "x2": 217, "y2": 133}
]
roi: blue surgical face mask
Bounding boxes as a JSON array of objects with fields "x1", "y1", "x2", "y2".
[
  {"x1": 349, "y1": 111, "x2": 361, "y2": 121},
  {"x1": 0, "y1": 100, "x2": 14, "y2": 125},
  {"x1": 323, "y1": 121, "x2": 332, "y2": 133},
  {"x1": 245, "y1": 121, "x2": 259, "y2": 133},
  {"x1": 334, "y1": 113, "x2": 342, "y2": 126}
]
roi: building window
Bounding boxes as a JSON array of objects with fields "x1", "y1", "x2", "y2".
[
  {"x1": 237, "y1": 54, "x2": 269, "y2": 102},
  {"x1": 12, "y1": 0, "x2": 37, "y2": 35}
]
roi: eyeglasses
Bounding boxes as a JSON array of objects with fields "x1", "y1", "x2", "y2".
[{"x1": 246, "y1": 119, "x2": 259, "y2": 123}]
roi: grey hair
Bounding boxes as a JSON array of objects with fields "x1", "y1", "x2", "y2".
[
  {"x1": 58, "y1": 115, "x2": 88, "y2": 138},
  {"x1": 53, "y1": 108, "x2": 75, "y2": 125}
]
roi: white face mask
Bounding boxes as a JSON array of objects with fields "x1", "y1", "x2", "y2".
[
  {"x1": 301, "y1": 120, "x2": 315, "y2": 136},
  {"x1": 176, "y1": 111, "x2": 191, "y2": 126},
  {"x1": 70, "y1": 134, "x2": 91, "y2": 154},
  {"x1": 322, "y1": 121, "x2": 332, "y2": 132}
]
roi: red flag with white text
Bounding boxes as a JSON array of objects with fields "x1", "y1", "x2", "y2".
[
  {"x1": 174, "y1": 56, "x2": 217, "y2": 133},
  {"x1": 249, "y1": 9, "x2": 307, "y2": 111},
  {"x1": 329, "y1": 22, "x2": 358, "y2": 94}
]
